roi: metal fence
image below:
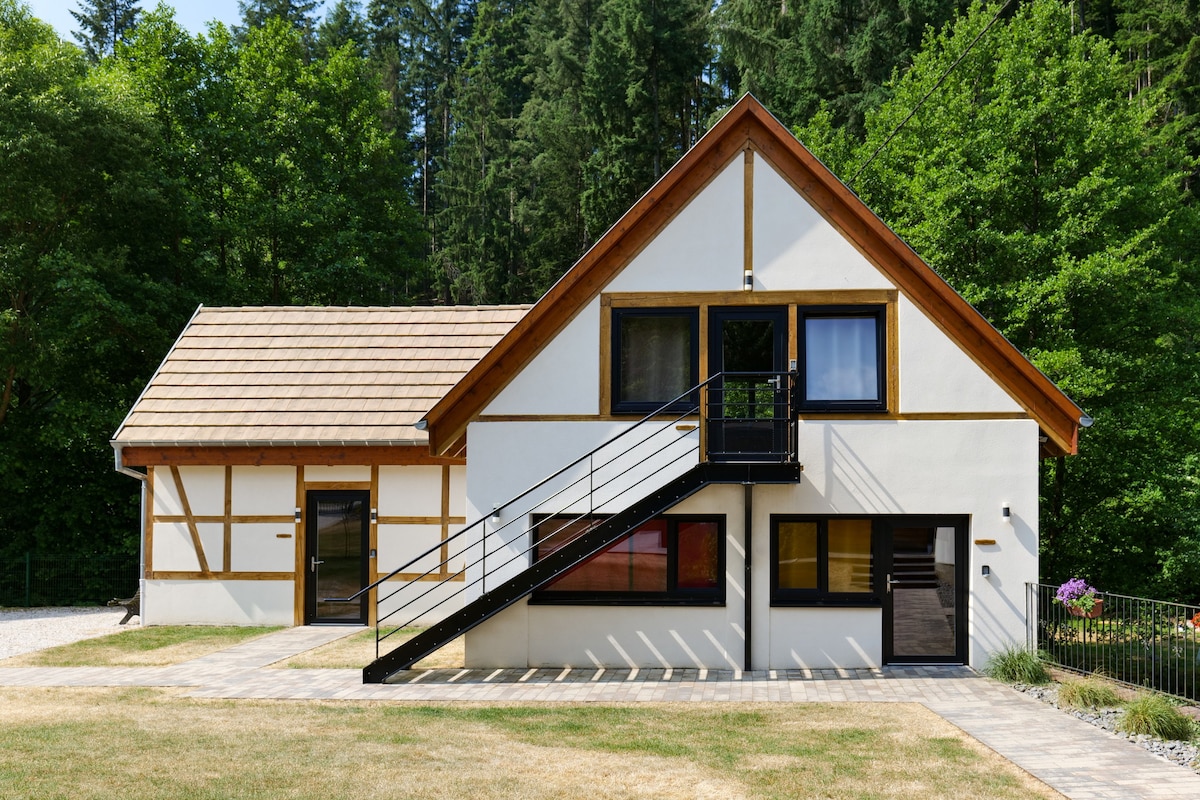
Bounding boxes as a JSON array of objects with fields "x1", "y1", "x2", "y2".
[
  {"x1": 1027, "y1": 582, "x2": 1200, "y2": 700},
  {"x1": 0, "y1": 553, "x2": 138, "y2": 608}
]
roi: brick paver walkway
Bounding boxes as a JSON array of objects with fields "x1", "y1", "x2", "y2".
[{"x1": 3, "y1": 626, "x2": 1198, "y2": 799}]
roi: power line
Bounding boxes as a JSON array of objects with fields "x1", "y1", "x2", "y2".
[{"x1": 850, "y1": 0, "x2": 1016, "y2": 188}]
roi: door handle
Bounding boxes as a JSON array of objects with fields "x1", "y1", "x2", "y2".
[
  {"x1": 886, "y1": 573, "x2": 900, "y2": 593},
  {"x1": 311, "y1": 557, "x2": 324, "y2": 572}
]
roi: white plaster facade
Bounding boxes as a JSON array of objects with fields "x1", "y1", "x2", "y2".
[{"x1": 456, "y1": 145, "x2": 1061, "y2": 671}]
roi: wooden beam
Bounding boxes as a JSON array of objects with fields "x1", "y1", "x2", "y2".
[{"x1": 120, "y1": 445, "x2": 465, "y2": 467}]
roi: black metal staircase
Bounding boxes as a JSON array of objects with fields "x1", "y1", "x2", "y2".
[{"x1": 329, "y1": 372, "x2": 803, "y2": 684}]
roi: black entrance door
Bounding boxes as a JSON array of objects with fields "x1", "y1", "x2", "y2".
[
  {"x1": 707, "y1": 307, "x2": 789, "y2": 461},
  {"x1": 882, "y1": 518, "x2": 967, "y2": 663},
  {"x1": 305, "y1": 490, "x2": 369, "y2": 624}
]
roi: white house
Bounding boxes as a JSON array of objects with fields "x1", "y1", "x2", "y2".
[
  {"x1": 364, "y1": 96, "x2": 1083, "y2": 681},
  {"x1": 111, "y1": 305, "x2": 527, "y2": 627}
]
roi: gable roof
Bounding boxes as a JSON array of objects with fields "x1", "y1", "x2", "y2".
[
  {"x1": 422, "y1": 95, "x2": 1084, "y2": 457},
  {"x1": 112, "y1": 305, "x2": 528, "y2": 450}
]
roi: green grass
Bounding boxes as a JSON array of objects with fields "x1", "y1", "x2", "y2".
[
  {"x1": 0, "y1": 688, "x2": 1064, "y2": 800},
  {"x1": 984, "y1": 643, "x2": 1051, "y2": 684},
  {"x1": 1118, "y1": 694, "x2": 1196, "y2": 741},
  {"x1": 1, "y1": 626, "x2": 283, "y2": 667},
  {"x1": 1057, "y1": 676, "x2": 1122, "y2": 710}
]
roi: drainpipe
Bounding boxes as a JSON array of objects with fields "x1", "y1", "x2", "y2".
[
  {"x1": 744, "y1": 483, "x2": 753, "y2": 672},
  {"x1": 114, "y1": 446, "x2": 147, "y2": 618}
]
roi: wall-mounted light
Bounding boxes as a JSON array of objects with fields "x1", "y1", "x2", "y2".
[
  {"x1": 294, "y1": 507, "x2": 302, "y2": 523},
  {"x1": 981, "y1": 565, "x2": 991, "y2": 577},
  {"x1": 370, "y1": 508, "x2": 377, "y2": 522},
  {"x1": 743, "y1": 269, "x2": 753, "y2": 291},
  {"x1": 1001, "y1": 502, "x2": 1011, "y2": 523},
  {"x1": 490, "y1": 505, "x2": 501, "y2": 524}
]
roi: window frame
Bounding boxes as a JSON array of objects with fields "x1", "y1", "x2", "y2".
[
  {"x1": 530, "y1": 514, "x2": 725, "y2": 606},
  {"x1": 770, "y1": 515, "x2": 880, "y2": 607},
  {"x1": 610, "y1": 307, "x2": 700, "y2": 415},
  {"x1": 798, "y1": 305, "x2": 887, "y2": 413}
]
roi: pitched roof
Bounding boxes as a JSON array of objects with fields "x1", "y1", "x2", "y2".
[
  {"x1": 422, "y1": 95, "x2": 1084, "y2": 457},
  {"x1": 112, "y1": 305, "x2": 529, "y2": 448}
]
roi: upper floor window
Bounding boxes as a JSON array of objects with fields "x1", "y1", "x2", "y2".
[
  {"x1": 800, "y1": 306, "x2": 886, "y2": 412},
  {"x1": 611, "y1": 308, "x2": 698, "y2": 414}
]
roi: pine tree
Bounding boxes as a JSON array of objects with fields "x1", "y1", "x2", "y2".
[
  {"x1": 70, "y1": 0, "x2": 140, "y2": 61},
  {"x1": 317, "y1": 0, "x2": 370, "y2": 59}
]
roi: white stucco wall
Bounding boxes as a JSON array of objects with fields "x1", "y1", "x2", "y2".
[{"x1": 143, "y1": 579, "x2": 293, "y2": 625}]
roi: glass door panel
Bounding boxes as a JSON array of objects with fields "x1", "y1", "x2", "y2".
[
  {"x1": 707, "y1": 307, "x2": 788, "y2": 461},
  {"x1": 884, "y1": 521, "x2": 965, "y2": 663},
  {"x1": 305, "y1": 490, "x2": 369, "y2": 624}
]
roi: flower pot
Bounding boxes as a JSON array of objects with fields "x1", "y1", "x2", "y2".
[{"x1": 1068, "y1": 599, "x2": 1103, "y2": 619}]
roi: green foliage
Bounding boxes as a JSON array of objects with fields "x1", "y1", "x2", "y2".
[
  {"x1": 984, "y1": 644, "x2": 1051, "y2": 684},
  {"x1": 806, "y1": 0, "x2": 1200, "y2": 599},
  {"x1": 70, "y1": 0, "x2": 141, "y2": 61},
  {"x1": 1057, "y1": 677, "x2": 1122, "y2": 710},
  {"x1": 1118, "y1": 694, "x2": 1196, "y2": 741}
]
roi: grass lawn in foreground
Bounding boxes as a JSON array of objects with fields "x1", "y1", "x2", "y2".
[
  {"x1": 0, "y1": 626, "x2": 283, "y2": 667},
  {"x1": 0, "y1": 687, "x2": 1063, "y2": 800},
  {"x1": 277, "y1": 627, "x2": 464, "y2": 670}
]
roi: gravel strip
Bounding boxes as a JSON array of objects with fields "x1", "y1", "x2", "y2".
[{"x1": 0, "y1": 607, "x2": 131, "y2": 660}]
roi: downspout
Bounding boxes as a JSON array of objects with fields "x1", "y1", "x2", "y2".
[
  {"x1": 114, "y1": 445, "x2": 147, "y2": 618},
  {"x1": 744, "y1": 483, "x2": 753, "y2": 671}
]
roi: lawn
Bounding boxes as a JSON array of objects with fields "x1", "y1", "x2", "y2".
[
  {"x1": 276, "y1": 627, "x2": 464, "y2": 670},
  {"x1": 0, "y1": 626, "x2": 283, "y2": 667},
  {"x1": 0, "y1": 687, "x2": 1063, "y2": 800}
]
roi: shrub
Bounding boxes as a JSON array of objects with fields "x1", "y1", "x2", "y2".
[
  {"x1": 1057, "y1": 677, "x2": 1121, "y2": 710},
  {"x1": 1118, "y1": 694, "x2": 1195, "y2": 741},
  {"x1": 984, "y1": 643, "x2": 1051, "y2": 684}
]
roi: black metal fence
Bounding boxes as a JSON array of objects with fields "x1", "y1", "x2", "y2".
[
  {"x1": 0, "y1": 553, "x2": 138, "y2": 608},
  {"x1": 1028, "y1": 582, "x2": 1200, "y2": 700}
]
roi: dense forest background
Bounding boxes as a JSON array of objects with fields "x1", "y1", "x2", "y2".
[{"x1": 2, "y1": 0, "x2": 1198, "y2": 602}]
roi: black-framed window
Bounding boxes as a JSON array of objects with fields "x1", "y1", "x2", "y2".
[
  {"x1": 611, "y1": 308, "x2": 699, "y2": 414},
  {"x1": 771, "y1": 516, "x2": 878, "y2": 605},
  {"x1": 799, "y1": 306, "x2": 886, "y2": 412},
  {"x1": 531, "y1": 515, "x2": 724, "y2": 605}
]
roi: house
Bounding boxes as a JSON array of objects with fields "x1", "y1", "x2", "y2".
[
  {"x1": 360, "y1": 95, "x2": 1083, "y2": 680},
  {"x1": 110, "y1": 305, "x2": 528, "y2": 626}
]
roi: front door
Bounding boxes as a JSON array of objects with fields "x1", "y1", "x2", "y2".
[
  {"x1": 707, "y1": 307, "x2": 789, "y2": 461},
  {"x1": 882, "y1": 519, "x2": 967, "y2": 663},
  {"x1": 305, "y1": 490, "x2": 369, "y2": 624}
]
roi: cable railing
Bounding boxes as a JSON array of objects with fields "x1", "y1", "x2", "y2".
[
  {"x1": 328, "y1": 370, "x2": 798, "y2": 662},
  {"x1": 1028, "y1": 582, "x2": 1200, "y2": 701}
]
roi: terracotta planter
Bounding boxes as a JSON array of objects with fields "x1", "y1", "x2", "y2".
[{"x1": 1068, "y1": 598, "x2": 1103, "y2": 619}]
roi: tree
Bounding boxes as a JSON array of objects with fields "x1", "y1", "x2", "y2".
[
  {"x1": 70, "y1": 0, "x2": 140, "y2": 60},
  {"x1": 1, "y1": 0, "x2": 184, "y2": 560},
  {"x1": 812, "y1": 0, "x2": 1200, "y2": 598},
  {"x1": 715, "y1": 0, "x2": 968, "y2": 135},
  {"x1": 317, "y1": 0, "x2": 369, "y2": 59}
]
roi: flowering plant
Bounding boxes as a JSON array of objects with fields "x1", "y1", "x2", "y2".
[{"x1": 1055, "y1": 578, "x2": 1099, "y2": 614}]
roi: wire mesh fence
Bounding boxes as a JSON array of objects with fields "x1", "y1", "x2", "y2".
[
  {"x1": 0, "y1": 553, "x2": 138, "y2": 608},
  {"x1": 1028, "y1": 582, "x2": 1200, "y2": 701}
]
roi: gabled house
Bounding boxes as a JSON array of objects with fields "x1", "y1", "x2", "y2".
[
  {"x1": 360, "y1": 95, "x2": 1083, "y2": 681},
  {"x1": 111, "y1": 305, "x2": 527, "y2": 626}
]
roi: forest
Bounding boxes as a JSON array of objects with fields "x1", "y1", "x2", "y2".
[{"x1": 1, "y1": 0, "x2": 1198, "y2": 602}]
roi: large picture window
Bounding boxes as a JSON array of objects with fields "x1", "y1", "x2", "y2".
[
  {"x1": 772, "y1": 516, "x2": 877, "y2": 605},
  {"x1": 611, "y1": 308, "x2": 699, "y2": 414},
  {"x1": 532, "y1": 515, "x2": 723, "y2": 604},
  {"x1": 800, "y1": 307, "x2": 886, "y2": 412}
]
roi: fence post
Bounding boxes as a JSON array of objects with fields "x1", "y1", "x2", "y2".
[{"x1": 24, "y1": 552, "x2": 31, "y2": 608}]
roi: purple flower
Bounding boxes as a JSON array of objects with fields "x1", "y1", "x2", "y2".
[{"x1": 1055, "y1": 578, "x2": 1099, "y2": 612}]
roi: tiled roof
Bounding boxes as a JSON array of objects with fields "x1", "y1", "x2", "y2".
[{"x1": 112, "y1": 305, "x2": 529, "y2": 446}]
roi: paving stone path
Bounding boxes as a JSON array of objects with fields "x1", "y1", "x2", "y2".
[{"x1": 2, "y1": 625, "x2": 1199, "y2": 799}]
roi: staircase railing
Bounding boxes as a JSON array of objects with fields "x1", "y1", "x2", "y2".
[{"x1": 329, "y1": 370, "x2": 797, "y2": 664}]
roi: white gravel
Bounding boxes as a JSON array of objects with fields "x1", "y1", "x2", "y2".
[{"x1": 0, "y1": 607, "x2": 133, "y2": 660}]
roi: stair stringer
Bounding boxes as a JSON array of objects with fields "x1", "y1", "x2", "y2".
[{"x1": 363, "y1": 461, "x2": 801, "y2": 683}]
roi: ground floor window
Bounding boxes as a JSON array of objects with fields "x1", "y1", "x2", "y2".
[
  {"x1": 531, "y1": 515, "x2": 724, "y2": 604},
  {"x1": 771, "y1": 516, "x2": 878, "y2": 605}
]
